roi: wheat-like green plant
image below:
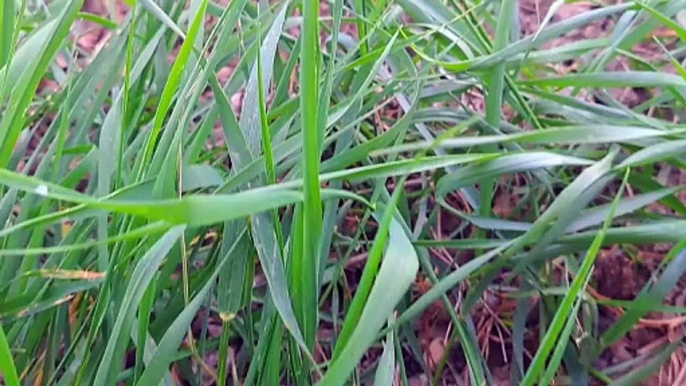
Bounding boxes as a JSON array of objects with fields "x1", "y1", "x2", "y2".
[{"x1": 1, "y1": 0, "x2": 686, "y2": 384}]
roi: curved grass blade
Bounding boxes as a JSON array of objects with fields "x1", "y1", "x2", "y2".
[
  {"x1": 400, "y1": 2, "x2": 632, "y2": 72},
  {"x1": 606, "y1": 339, "x2": 682, "y2": 386},
  {"x1": 436, "y1": 152, "x2": 593, "y2": 198},
  {"x1": 508, "y1": 148, "x2": 618, "y2": 264},
  {"x1": 134, "y1": 228, "x2": 247, "y2": 386},
  {"x1": 481, "y1": 0, "x2": 517, "y2": 219},
  {"x1": 0, "y1": 222, "x2": 170, "y2": 256},
  {"x1": 618, "y1": 138, "x2": 686, "y2": 168},
  {"x1": 373, "y1": 319, "x2": 395, "y2": 386},
  {"x1": 0, "y1": 0, "x2": 84, "y2": 168},
  {"x1": 378, "y1": 125, "x2": 686, "y2": 156},
  {"x1": 332, "y1": 180, "x2": 405, "y2": 359},
  {"x1": 601, "y1": 240, "x2": 686, "y2": 348},
  {"x1": 138, "y1": 0, "x2": 185, "y2": 38},
  {"x1": 92, "y1": 226, "x2": 185, "y2": 386},
  {"x1": 527, "y1": 170, "x2": 629, "y2": 386},
  {"x1": 565, "y1": 186, "x2": 684, "y2": 233},
  {"x1": 0, "y1": 323, "x2": 20, "y2": 386},
  {"x1": 0, "y1": 167, "x2": 375, "y2": 227},
  {"x1": 320, "y1": 218, "x2": 418, "y2": 386},
  {"x1": 139, "y1": 0, "x2": 208, "y2": 172},
  {"x1": 634, "y1": 2, "x2": 686, "y2": 42},
  {"x1": 521, "y1": 71, "x2": 686, "y2": 89},
  {"x1": 391, "y1": 244, "x2": 508, "y2": 330}
]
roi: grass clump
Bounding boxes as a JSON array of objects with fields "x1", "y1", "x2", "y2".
[{"x1": 2, "y1": 0, "x2": 686, "y2": 385}]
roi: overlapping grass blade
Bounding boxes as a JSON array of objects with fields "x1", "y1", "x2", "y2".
[
  {"x1": 373, "y1": 321, "x2": 395, "y2": 386},
  {"x1": 298, "y1": 0, "x2": 323, "y2": 352},
  {"x1": 601, "y1": 241, "x2": 686, "y2": 348},
  {"x1": 135, "y1": 228, "x2": 247, "y2": 386},
  {"x1": 0, "y1": 323, "x2": 19, "y2": 386},
  {"x1": 139, "y1": 0, "x2": 208, "y2": 173},
  {"x1": 92, "y1": 226, "x2": 184, "y2": 386},
  {"x1": 507, "y1": 148, "x2": 618, "y2": 262},
  {"x1": 436, "y1": 152, "x2": 593, "y2": 198},
  {"x1": 0, "y1": 0, "x2": 84, "y2": 168},
  {"x1": 378, "y1": 125, "x2": 686, "y2": 156},
  {"x1": 0, "y1": 0, "x2": 15, "y2": 70},
  {"x1": 522, "y1": 71, "x2": 686, "y2": 89},
  {"x1": 321, "y1": 217, "x2": 418, "y2": 386},
  {"x1": 480, "y1": 0, "x2": 516, "y2": 219},
  {"x1": 523, "y1": 170, "x2": 629, "y2": 385},
  {"x1": 333, "y1": 182, "x2": 404, "y2": 359}
]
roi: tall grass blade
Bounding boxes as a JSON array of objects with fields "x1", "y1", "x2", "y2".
[{"x1": 299, "y1": 0, "x2": 323, "y2": 351}]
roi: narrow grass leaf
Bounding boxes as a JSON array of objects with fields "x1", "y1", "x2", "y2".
[
  {"x1": 300, "y1": 0, "x2": 324, "y2": 351},
  {"x1": 607, "y1": 340, "x2": 682, "y2": 386},
  {"x1": 565, "y1": 186, "x2": 684, "y2": 233},
  {"x1": 333, "y1": 182, "x2": 405, "y2": 358},
  {"x1": 533, "y1": 170, "x2": 629, "y2": 386},
  {"x1": 0, "y1": 323, "x2": 20, "y2": 386},
  {"x1": 521, "y1": 71, "x2": 686, "y2": 89},
  {"x1": 327, "y1": 32, "x2": 399, "y2": 127},
  {"x1": 393, "y1": 244, "x2": 508, "y2": 329},
  {"x1": 252, "y1": 212, "x2": 315, "y2": 365},
  {"x1": 402, "y1": 2, "x2": 632, "y2": 72},
  {"x1": 618, "y1": 138, "x2": 686, "y2": 168},
  {"x1": 135, "y1": 228, "x2": 247, "y2": 386},
  {"x1": 481, "y1": 0, "x2": 516, "y2": 219},
  {"x1": 379, "y1": 125, "x2": 685, "y2": 156},
  {"x1": 320, "y1": 218, "x2": 418, "y2": 386},
  {"x1": 601, "y1": 240, "x2": 686, "y2": 347},
  {"x1": 0, "y1": 222, "x2": 170, "y2": 256},
  {"x1": 373, "y1": 322, "x2": 395, "y2": 386},
  {"x1": 93, "y1": 226, "x2": 185, "y2": 386},
  {"x1": 436, "y1": 152, "x2": 592, "y2": 198},
  {"x1": 241, "y1": 2, "x2": 288, "y2": 157},
  {"x1": 0, "y1": 0, "x2": 84, "y2": 167},
  {"x1": 140, "y1": 0, "x2": 208, "y2": 170},
  {"x1": 217, "y1": 225, "x2": 250, "y2": 385},
  {"x1": 139, "y1": 0, "x2": 186, "y2": 38},
  {"x1": 0, "y1": 0, "x2": 15, "y2": 70},
  {"x1": 508, "y1": 148, "x2": 618, "y2": 262},
  {"x1": 634, "y1": 2, "x2": 686, "y2": 42}
]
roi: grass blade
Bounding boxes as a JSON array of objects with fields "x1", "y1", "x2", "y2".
[
  {"x1": 93, "y1": 226, "x2": 185, "y2": 386},
  {"x1": 135, "y1": 228, "x2": 247, "y2": 386},
  {"x1": 0, "y1": 0, "x2": 84, "y2": 168},
  {"x1": 299, "y1": 0, "x2": 323, "y2": 351},
  {"x1": 373, "y1": 320, "x2": 396, "y2": 386},
  {"x1": 139, "y1": 0, "x2": 208, "y2": 174},
  {"x1": 0, "y1": 0, "x2": 15, "y2": 69},
  {"x1": 0, "y1": 323, "x2": 20, "y2": 386},
  {"x1": 532, "y1": 170, "x2": 629, "y2": 386},
  {"x1": 320, "y1": 217, "x2": 418, "y2": 386}
]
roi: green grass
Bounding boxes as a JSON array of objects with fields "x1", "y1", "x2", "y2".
[{"x1": 2, "y1": 0, "x2": 686, "y2": 385}]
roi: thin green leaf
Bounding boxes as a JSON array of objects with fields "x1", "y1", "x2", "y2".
[
  {"x1": 93, "y1": 226, "x2": 185, "y2": 386},
  {"x1": 320, "y1": 218, "x2": 418, "y2": 386}
]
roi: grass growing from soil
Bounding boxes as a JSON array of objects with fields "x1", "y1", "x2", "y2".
[{"x1": 2, "y1": 0, "x2": 686, "y2": 384}]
